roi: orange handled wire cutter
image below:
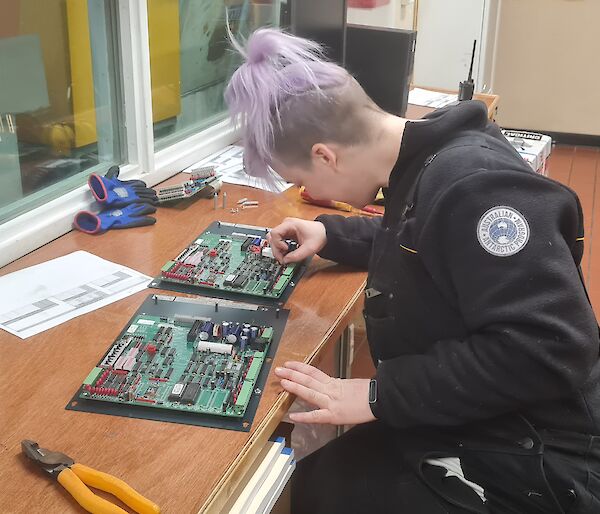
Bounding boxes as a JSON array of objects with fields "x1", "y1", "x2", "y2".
[{"x1": 22, "y1": 440, "x2": 161, "y2": 514}]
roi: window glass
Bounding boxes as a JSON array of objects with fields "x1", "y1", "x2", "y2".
[
  {"x1": 0, "y1": 0, "x2": 124, "y2": 222},
  {"x1": 147, "y1": 0, "x2": 282, "y2": 149}
]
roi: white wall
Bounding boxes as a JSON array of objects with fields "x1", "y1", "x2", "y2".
[
  {"x1": 492, "y1": 0, "x2": 600, "y2": 135},
  {"x1": 412, "y1": 0, "x2": 499, "y2": 93}
]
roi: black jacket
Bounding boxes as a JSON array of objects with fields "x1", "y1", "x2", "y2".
[{"x1": 317, "y1": 101, "x2": 600, "y2": 436}]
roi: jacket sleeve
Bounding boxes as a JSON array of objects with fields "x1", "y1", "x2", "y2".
[
  {"x1": 370, "y1": 170, "x2": 599, "y2": 428},
  {"x1": 315, "y1": 214, "x2": 381, "y2": 269}
]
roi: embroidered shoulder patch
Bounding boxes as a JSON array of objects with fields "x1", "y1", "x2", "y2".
[{"x1": 477, "y1": 206, "x2": 530, "y2": 257}]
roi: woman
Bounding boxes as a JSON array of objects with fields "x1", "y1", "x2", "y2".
[{"x1": 226, "y1": 28, "x2": 600, "y2": 513}]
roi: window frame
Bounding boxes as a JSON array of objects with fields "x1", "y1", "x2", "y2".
[{"x1": 0, "y1": 0, "x2": 240, "y2": 269}]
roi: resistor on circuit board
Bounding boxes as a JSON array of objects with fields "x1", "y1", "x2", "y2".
[{"x1": 197, "y1": 341, "x2": 233, "y2": 354}]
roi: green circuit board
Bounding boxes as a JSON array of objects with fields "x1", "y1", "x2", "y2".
[
  {"x1": 158, "y1": 222, "x2": 300, "y2": 300},
  {"x1": 78, "y1": 314, "x2": 273, "y2": 418}
]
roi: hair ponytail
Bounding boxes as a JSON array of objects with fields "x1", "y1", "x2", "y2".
[{"x1": 225, "y1": 28, "x2": 348, "y2": 177}]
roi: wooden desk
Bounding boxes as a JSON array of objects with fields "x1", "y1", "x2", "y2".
[{"x1": 0, "y1": 182, "x2": 367, "y2": 513}]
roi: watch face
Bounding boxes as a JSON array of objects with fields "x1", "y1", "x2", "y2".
[{"x1": 369, "y1": 379, "x2": 377, "y2": 404}]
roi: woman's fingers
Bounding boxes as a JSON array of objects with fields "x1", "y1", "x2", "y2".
[
  {"x1": 280, "y1": 379, "x2": 329, "y2": 409},
  {"x1": 281, "y1": 361, "x2": 333, "y2": 384},
  {"x1": 289, "y1": 409, "x2": 332, "y2": 424},
  {"x1": 275, "y1": 366, "x2": 329, "y2": 394}
]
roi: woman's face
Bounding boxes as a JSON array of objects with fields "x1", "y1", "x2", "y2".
[{"x1": 273, "y1": 142, "x2": 382, "y2": 209}]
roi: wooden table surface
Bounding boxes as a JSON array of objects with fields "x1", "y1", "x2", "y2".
[{"x1": 0, "y1": 181, "x2": 368, "y2": 514}]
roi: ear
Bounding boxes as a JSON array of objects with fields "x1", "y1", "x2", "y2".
[{"x1": 311, "y1": 143, "x2": 338, "y2": 171}]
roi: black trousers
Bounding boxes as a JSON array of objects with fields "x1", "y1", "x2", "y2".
[{"x1": 291, "y1": 421, "x2": 600, "y2": 514}]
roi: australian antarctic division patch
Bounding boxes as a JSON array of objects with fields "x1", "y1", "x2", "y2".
[{"x1": 477, "y1": 206, "x2": 530, "y2": 257}]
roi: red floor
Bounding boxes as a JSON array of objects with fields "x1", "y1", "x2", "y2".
[{"x1": 547, "y1": 146, "x2": 600, "y2": 314}]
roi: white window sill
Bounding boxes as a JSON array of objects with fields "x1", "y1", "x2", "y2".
[{"x1": 0, "y1": 119, "x2": 240, "y2": 269}]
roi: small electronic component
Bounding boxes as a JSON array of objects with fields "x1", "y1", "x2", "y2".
[
  {"x1": 181, "y1": 383, "x2": 201, "y2": 404},
  {"x1": 197, "y1": 341, "x2": 233, "y2": 354},
  {"x1": 157, "y1": 172, "x2": 218, "y2": 203},
  {"x1": 190, "y1": 166, "x2": 216, "y2": 179},
  {"x1": 261, "y1": 247, "x2": 274, "y2": 259},
  {"x1": 169, "y1": 383, "x2": 185, "y2": 401}
]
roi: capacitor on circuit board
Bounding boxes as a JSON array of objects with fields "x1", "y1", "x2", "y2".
[
  {"x1": 226, "y1": 324, "x2": 242, "y2": 344},
  {"x1": 199, "y1": 321, "x2": 214, "y2": 341},
  {"x1": 221, "y1": 321, "x2": 230, "y2": 337}
]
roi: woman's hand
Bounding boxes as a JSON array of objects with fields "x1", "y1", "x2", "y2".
[
  {"x1": 275, "y1": 361, "x2": 376, "y2": 425},
  {"x1": 267, "y1": 218, "x2": 327, "y2": 264}
]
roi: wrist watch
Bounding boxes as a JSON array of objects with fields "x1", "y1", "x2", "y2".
[{"x1": 368, "y1": 379, "x2": 377, "y2": 404}]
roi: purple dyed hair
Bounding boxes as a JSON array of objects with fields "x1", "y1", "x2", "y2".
[{"x1": 226, "y1": 28, "x2": 377, "y2": 178}]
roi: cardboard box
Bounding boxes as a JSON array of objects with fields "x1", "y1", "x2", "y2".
[{"x1": 501, "y1": 129, "x2": 552, "y2": 176}]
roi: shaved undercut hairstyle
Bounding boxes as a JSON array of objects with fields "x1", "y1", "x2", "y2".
[{"x1": 225, "y1": 28, "x2": 382, "y2": 177}]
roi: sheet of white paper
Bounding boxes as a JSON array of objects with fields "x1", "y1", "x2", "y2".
[
  {"x1": 0, "y1": 251, "x2": 150, "y2": 339},
  {"x1": 183, "y1": 145, "x2": 293, "y2": 194},
  {"x1": 408, "y1": 87, "x2": 458, "y2": 109}
]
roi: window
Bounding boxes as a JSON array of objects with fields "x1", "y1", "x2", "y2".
[
  {"x1": 0, "y1": 1, "x2": 123, "y2": 223},
  {"x1": 148, "y1": 0, "x2": 282, "y2": 149},
  {"x1": 0, "y1": 0, "x2": 282, "y2": 268}
]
